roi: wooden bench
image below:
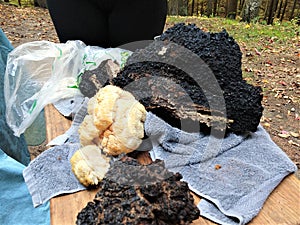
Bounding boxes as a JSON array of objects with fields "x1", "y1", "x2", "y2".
[{"x1": 44, "y1": 104, "x2": 300, "y2": 225}]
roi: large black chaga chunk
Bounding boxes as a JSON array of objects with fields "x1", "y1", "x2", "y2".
[
  {"x1": 157, "y1": 23, "x2": 243, "y2": 88},
  {"x1": 111, "y1": 23, "x2": 263, "y2": 133},
  {"x1": 76, "y1": 159, "x2": 200, "y2": 225}
]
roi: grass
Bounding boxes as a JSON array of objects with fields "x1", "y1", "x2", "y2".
[
  {"x1": 2, "y1": 0, "x2": 34, "y2": 7},
  {"x1": 166, "y1": 16, "x2": 300, "y2": 46}
]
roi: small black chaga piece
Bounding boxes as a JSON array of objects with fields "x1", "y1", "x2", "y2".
[
  {"x1": 111, "y1": 23, "x2": 263, "y2": 133},
  {"x1": 76, "y1": 159, "x2": 200, "y2": 225},
  {"x1": 79, "y1": 59, "x2": 120, "y2": 98}
]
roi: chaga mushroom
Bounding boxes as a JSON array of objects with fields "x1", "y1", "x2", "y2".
[
  {"x1": 111, "y1": 23, "x2": 263, "y2": 133},
  {"x1": 79, "y1": 59, "x2": 120, "y2": 98},
  {"x1": 76, "y1": 159, "x2": 200, "y2": 225},
  {"x1": 156, "y1": 23, "x2": 243, "y2": 86}
]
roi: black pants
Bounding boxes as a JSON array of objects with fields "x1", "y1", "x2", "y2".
[{"x1": 46, "y1": 0, "x2": 167, "y2": 48}]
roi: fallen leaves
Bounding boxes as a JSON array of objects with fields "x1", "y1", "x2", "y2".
[
  {"x1": 278, "y1": 133, "x2": 290, "y2": 138},
  {"x1": 288, "y1": 140, "x2": 300, "y2": 147},
  {"x1": 241, "y1": 29, "x2": 300, "y2": 167},
  {"x1": 215, "y1": 164, "x2": 222, "y2": 170},
  {"x1": 290, "y1": 132, "x2": 300, "y2": 138},
  {"x1": 255, "y1": 48, "x2": 262, "y2": 56},
  {"x1": 0, "y1": 4, "x2": 59, "y2": 47},
  {"x1": 278, "y1": 80, "x2": 287, "y2": 86}
]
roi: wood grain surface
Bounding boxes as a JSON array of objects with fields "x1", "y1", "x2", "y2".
[{"x1": 44, "y1": 104, "x2": 300, "y2": 225}]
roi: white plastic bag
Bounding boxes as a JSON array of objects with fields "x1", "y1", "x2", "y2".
[{"x1": 4, "y1": 40, "x2": 131, "y2": 137}]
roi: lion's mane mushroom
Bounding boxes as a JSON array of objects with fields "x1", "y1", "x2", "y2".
[
  {"x1": 82, "y1": 85, "x2": 147, "y2": 155},
  {"x1": 70, "y1": 145, "x2": 110, "y2": 187},
  {"x1": 71, "y1": 85, "x2": 147, "y2": 186}
]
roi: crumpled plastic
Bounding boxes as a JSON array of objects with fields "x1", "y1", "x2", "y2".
[
  {"x1": 0, "y1": 28, "x2": 30, "y2": 165},
  {"x1": 4, "y1": 40, "x2": 131, "y2": 137}
]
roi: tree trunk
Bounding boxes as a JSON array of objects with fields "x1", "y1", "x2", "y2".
[
  {"x1": 289, "y1": 0, "x2": 297, "y2": 20},
  {"x1": 168, "y1": 0, "x2": 179, "y2": 15},
  {"x1": 178, "y1": 0, "x2": 188, "y2": 15},
  {"x1": 191, "y1": 0, "x2": 195, "y2": 15},
  {"x1": 217, "y1": 0, "x2": 222, "y2": 16},
  {"x1": 266, "y1": 0, "x2": 274, "y2": 24},
  {"x1": 206, "y1": 0, "x2": 213, "y2": 16},
  {"x1": 239, "y1": 0, "x2": 246, "y2": 11},
  {"x1": 263, "y1": 0, "x2": 269, "y2": 21},
  {"x1": 276, "y1": 0, "x2": 282, "y2": 18},
  {"x1": 34, "y1": 0, "x2": 47, "y2": 8},
  {"x1": 266, "y1": 0, "x2": 279, "y2": 24},
  {"x1": 273, "y1": 0, "x2": 279, "y2": 17},
  {"x1": 198, "y1": 0, "x2": 202, "y2": 16},
  {"x1": 225, "y1": 0, "x2": 238, "y2": 19},
  {"x1": 213, "y1": 0, "x2": 218, "y2": 15},
  {"x1": 200, "y1": 0, "x2": 205, "y2": 16},
  {"x1": 280, "y1": 0, "x2": 287, "y2": 21},
  {"x1": 241, "y1": 0, "x2": 261, "y2": 23}
]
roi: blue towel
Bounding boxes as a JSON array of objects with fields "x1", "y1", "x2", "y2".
[
  {"x1": 0, "y1": 149, "x2": 50, "y2": 225},
  {"x1": 0, "y1": 27, "x2": 30, "y2": 165},
  {"x1": 145, "y1": 112, "x2": 297, "y2": 225},
  {"x1": 0, "y1": 28, "x2": 48, "y2": 225}
]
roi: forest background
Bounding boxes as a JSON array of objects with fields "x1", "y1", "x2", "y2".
[{"x1": 1, "y1": 0, "x2": 299, "y2": 24}]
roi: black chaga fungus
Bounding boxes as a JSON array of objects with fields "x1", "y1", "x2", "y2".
[
  {"x1": 76, "y1": 159, "x2": 200, "y2": 225},
  {"x1": 157, "y1": 23, "x2": 243, "y2": 86},
  {"x1": 79, "y1": 59, "x2": 120, "y2": 98},
  {"x1": 111, "y1": 23, "x2": 263, "y2": 133}
]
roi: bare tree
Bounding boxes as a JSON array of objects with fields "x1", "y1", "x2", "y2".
[
  {"x1": 225, "y1": 0, "x2": 238, "y2": 19},
  {"x1": 241, "y1": 0, "x2": 261, "y2": 22},
  {"x1": 191, "y1": 0, "x2": 195, "y2": 15},
  {"x1": 199, "y1": 0, "x2": 204, "y2": 16},
  {"x1": 276, "y1": 0, "x2": 283, "y2": 18},
  {"x1": 280, "y1": 0, "x2": 288, "y2": 21},
  {"x1": 199, "y1": 0, "x2": 205, "y2": 16},
  {"x1": 168, "y1": 0, "x2": 179, "y2": 15},
  {"x1": 34, "y1": 0, "x2": 47, "y2": 8},
  {"x1": 239, "y1": 0, "x2": 246, "y2": 11},
  {"x1": 213, "y1": 0, "x2": 218, "y2": 15},
  {"x1": 179, "y1": 0, "x2": 188, "y2": 15},
  {"x1": 289, "y1": 0, "x2": 298, "y2": 20},
  {"x1": 206, "y1": 0, "x2": 214, "y2": 16},
  {"x1": 168, "y1": 0, "x2": 188, "y2": 15},
  {"x1": 266, "y1": 0, "x2": 279, "y2": 24}
]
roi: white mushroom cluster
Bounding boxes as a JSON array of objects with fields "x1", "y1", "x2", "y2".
[{"x1": 70, "y1": 85, "x2": 147, "y2": 186}]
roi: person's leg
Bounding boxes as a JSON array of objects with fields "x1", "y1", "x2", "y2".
[
  {"x1": 108, "y1": 0, "x2": 167, "y2": 48},
  {"x1": 46, "y1": 0, "x2": 110, "y2": 47}
]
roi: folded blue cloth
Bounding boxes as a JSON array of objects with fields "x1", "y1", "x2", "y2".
[
  {"x1": 0, "y1": 27, "x2": 30, "y2": 165},
  {"x1": 0, "y1": 28, "x2": 47, "y2": 225},
  {"x1": 145, "y1": 112, "x2": 297, "y2": 225},
  {"x1": 0, "y1": 149, "x2": 50, "y2": 225}
]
